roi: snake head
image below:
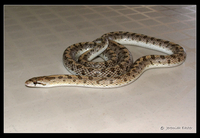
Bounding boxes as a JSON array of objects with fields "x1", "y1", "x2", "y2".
[{"x1": 25, "y1": 77, "x2": 46, "y2": 87}]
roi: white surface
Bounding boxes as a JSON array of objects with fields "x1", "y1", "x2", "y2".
[{"x1": 4, "y1": 5, "x2": 196, "y2": 133}]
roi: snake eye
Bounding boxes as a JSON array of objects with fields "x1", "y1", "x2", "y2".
[
  {"x1": 33, "y1": 81, "x2": 37, "y2": 85},
  {"x1": 34, "y1": 81, "x2": 46, "y2": 86}
]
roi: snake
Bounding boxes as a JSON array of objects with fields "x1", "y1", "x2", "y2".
[{"x1": 25, "y1": 31, "x2": 186, "y2": 88}]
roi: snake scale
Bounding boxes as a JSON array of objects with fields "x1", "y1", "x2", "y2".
[{"x1": 25, "y1": 31, "x2": 186, "y2": 88}]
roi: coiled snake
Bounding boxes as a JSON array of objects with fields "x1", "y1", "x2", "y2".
[{"x1": 25, "y1": 31, "x2": 186, "y2": 88}]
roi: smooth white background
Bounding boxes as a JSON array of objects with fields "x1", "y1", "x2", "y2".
[{"x1": 4, "y1": 5, "x2": 196, "y2": 133}]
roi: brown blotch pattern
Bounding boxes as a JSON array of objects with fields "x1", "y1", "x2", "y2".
[
  {"x1": 160, "y1": 55, "x2": 165, "y2": 59},
  {"x1": 151, "y1": 55, "x2": 155, "y2": 59},
  {"x1": 110, "y1": 68, "x2": 115, "y2": 72},
  {"x1": 59, "y1": 31, "x2": 186, "y2": 87},
  {"x1": 88, "y1": 68, "x2": 94, "y2": 72},
  {"x1": 45, "y1": 77, "x2": 56, "y2": 81},
  {"x1": 88, "y1": 76, "x2": 93, "y2": 80},
  {"x1": 58, "y1": 76, "x2": 63, "y2": 79},
  {"x1": 77, "y1": 75, "x2": 82, "y2": 80},
  {"x1": 77, "y1": 65, "x2": 82, "y2": 69}
]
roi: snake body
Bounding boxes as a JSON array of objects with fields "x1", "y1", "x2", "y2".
[{"x1": 25, "y1": 31, "x2": 186, "y2": 88}]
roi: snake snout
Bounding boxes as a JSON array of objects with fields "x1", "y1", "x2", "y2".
[{"x1": 25, "y1": 79, "x2": 35, "y2": 87}]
